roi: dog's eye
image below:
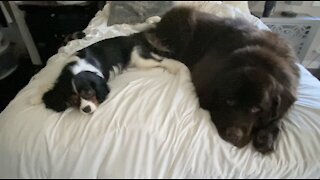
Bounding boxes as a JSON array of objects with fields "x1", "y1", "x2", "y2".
[
  {"x1": 69, "y1": 95, "x2": 80, "y2": 106},
  {"x1": 226, "y1": 99, "x2": 236, "y2": 106},
  {"x1": 85, "y1": 90, "x2": 95, "y2": 97},
  {"x1": 250, "y1": 106, "x2": 260, "y2": 113},
  {"x1": 81, "y1": 90, "x2": 95, "y2": 99},
  {"x1": 71, "y1": 99, "x2": 79, "y2": 105}
]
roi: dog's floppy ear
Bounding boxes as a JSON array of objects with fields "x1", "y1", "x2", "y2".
[
  {"x1": 94, "y1": 79, "x2": 110, "y2": 103},
  {"x1": 42, "y1": 63, "x2": 75, "y2": 112},
  {"x1": 271, "y1": 85, "x2": 296, "y2": 120},
  {"x1": 42, "y1": 87, "x2": 69, "y2": 112}
]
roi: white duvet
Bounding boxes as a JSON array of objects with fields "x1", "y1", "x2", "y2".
[{"x1": 1, "y1": 2, "x2": 320, "y2": 178}]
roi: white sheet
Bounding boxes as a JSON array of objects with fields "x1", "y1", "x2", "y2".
[{"x1": 1, "y1": 2, "x2": 320, "y2": 178}]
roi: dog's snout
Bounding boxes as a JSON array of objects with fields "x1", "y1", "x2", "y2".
[
  {"x1": 82, "y1": 106, "x2": 91, "y2": 113},
  {"x1": 80, "y1": 98, "x2": 98, "y2": 114},
  {"x1": 225, "y1": 127, "x2": 244, "y2": 144}
]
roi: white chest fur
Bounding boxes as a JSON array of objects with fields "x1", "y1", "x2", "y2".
[{"x1": 70, "y1": 59, "x2": 104, "y2": 78}]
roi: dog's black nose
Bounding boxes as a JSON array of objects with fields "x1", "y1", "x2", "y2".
[{"x1": 82, "y1": 106, "x2": 91, "y2": 113}]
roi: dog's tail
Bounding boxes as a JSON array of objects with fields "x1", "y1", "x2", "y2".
[
  {"x1": 61, "y1": 31, "x2": 86, "y2": 46},
  {"x1": 65, "y1": 31, "x2": 86, "y2": 42}
]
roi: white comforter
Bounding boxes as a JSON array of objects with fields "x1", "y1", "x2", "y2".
[{"x1": 1, "y1": 2, "x2": 320, "y2": 178}]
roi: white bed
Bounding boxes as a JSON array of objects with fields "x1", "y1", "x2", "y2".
[{"x1": 1, "y1": 2, "x2": 320, "y2": 178}]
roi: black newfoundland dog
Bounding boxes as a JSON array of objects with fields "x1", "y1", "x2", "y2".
[{"x1": 142, "y1": 7, "x2": 300, "y2": 154}]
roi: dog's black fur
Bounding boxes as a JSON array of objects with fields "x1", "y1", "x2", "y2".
[
  {"x1": 42, "y1": 31, "x2": 160, "y2": 113},
  {"x1": 43, "y1": 36, "x2": 138, "y2": 113},
  {"x1": 140, "y1": 7, "x2": 300, "y2": 154},
  {"x1": 42, "y1": 58, "x2": 109, "y2": 113},
  {"x1": 43, "y1": 7, "x2": 300, "y2": 153}
]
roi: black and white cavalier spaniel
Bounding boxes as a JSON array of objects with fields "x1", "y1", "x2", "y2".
[{"x1": 42, "y1": 28, "x2": 179, "y2": 114}]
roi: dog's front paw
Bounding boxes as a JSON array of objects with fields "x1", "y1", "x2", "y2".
[
  {"x1": 253, "y1": 129, "x2": 275, "y2": 154},
  {"x1": 253, "y1": 122, "x2": 280, "y2": 154},
  {"x1": 146, "y1": 16, "x2": 161, "y2": 24},
  {"x1": 160, "y1": 59, "x2": 181, "y2": 75}
]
